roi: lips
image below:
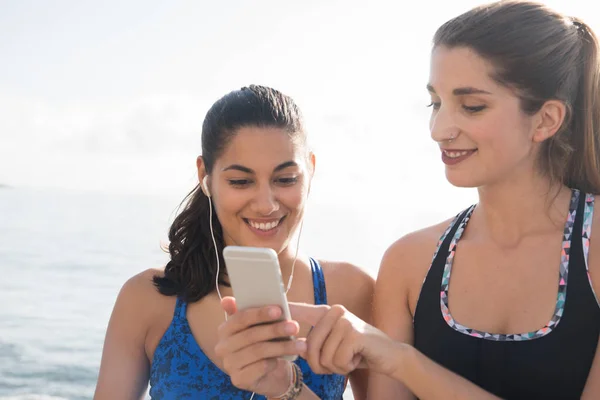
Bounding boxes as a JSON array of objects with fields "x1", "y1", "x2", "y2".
[{"x1": 441, "y1": 149, "x2": 477, "y2": 165}]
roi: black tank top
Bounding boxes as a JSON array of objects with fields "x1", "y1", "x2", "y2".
[{"x1": 414, "y1": 190, "x2": 600, "y2": 399}]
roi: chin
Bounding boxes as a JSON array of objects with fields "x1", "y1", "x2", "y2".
[
  {"x1": 239, "y1": 237, "x2": 286, "y2": 253},
  {"x1": 445, "y1": 170, "x2": 483, "y2": 188}
]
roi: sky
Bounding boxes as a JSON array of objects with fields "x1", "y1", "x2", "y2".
[
  {"x1": 2, "y1": 4, "x2": 599, "y2": 399},
  {"x1": 1, "y1": 0, "x2": 597, "y2": 213}
]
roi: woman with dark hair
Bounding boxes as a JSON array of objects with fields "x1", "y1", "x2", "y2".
[
  {"x1": 93, "y1": 85, "x2": 373, "y2": 399},
  {"x1": 235, "y1": 2, "x2": 600, "y2": 399}
]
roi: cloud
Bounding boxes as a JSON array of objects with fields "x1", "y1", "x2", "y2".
[
  {"x1": 0, "y1": 94, "x2": 210, "y2": 192},
  {"x1": 0, "y1": 94, "x2": 211, "y2": 154}
]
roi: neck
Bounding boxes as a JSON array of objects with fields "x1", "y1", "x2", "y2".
[
  {"x1": 473, "y1": 168, "x2": 572, "y2": 246},
  {"x1": 277, "y1": 245, "x2": 305, "y2": 290}
]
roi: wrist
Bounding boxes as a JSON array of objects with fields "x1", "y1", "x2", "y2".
[
  {"x1": 269, "y1": 362, "x2": 303, "y2": 400},
  {"x1": 389, "y1": 341, "x2": 413, "y2": 381}
]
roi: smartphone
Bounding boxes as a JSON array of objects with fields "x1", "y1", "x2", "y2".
[{"x1": 222, "y1": 245, "x2": 297, "y2": 361}]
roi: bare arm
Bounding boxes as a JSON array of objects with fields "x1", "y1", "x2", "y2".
[
  {"x1": 348, "y1": 366, "x2": 370, "y2": 400},
  {"x1": 322, "y1": 261, "x2": 375, "y2": 400},
  {"x1": 367, "y1": 242, "x2": 416, "y2": 400},
  {"x1": 346, "y1": 268, "x2": 374, "y2": 400},
  {"x1": 94, "y1": 272, "x2": 154, "y2": 400},
  {"x1": 292, "y1": 301, "x2": 502, "y2": 400}
]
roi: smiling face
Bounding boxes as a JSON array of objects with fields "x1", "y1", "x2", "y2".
[
  {"x1": 427, "y1": 46, "x2": 539, "y2": 188},
  {"x1": 199, "y1": 126, "x2": 313, "y2": 255}
]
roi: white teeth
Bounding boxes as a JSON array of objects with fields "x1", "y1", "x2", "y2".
[
  {"x1": 249, "y1": 220, "x2": 280, "y2": 231},
  {"x1": 445, "y1": 150, "x2": 470, "y2": 158}
]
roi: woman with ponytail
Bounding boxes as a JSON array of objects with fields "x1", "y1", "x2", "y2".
[
  {"x1": 93, "y1": 85, "x2": 373, "y2": 399},
  {"x1": 279, "y1": 2, "x2": 600, "y2": 399}
]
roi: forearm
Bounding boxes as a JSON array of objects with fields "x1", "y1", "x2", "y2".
[
  {"x1": 298, "y1": 384, "x2": 320, "y2": 399},
  {"x1": 390, "y1": 343, "x2": 501, "y2": 400}
]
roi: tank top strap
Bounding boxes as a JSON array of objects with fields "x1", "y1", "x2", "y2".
[
  {"x1": 431, "y1": 205, "x2": 475, "y2": 274},
  {"x1": 413, "y1": 205, "x2": 476, "y2": 322},
  {"x1": 582, "y1": 193, "x2": 600, "y2": 307},
  {"x1": 310, "y1": 257, "x2": 328, "y2": 305},
  {"x1": 172, "y1": 296, "x2": 188, "y2": 323}
]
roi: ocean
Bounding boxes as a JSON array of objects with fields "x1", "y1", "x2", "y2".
[
  {"x1": 0, "y1": 187, "x2": 179, "y2": 399},
  {"x1": 0, "y1": 183, "x2": 473, "y2": 399},
  {"x1": 2, "y1": 185, "x2": 435, "y2": 399}
]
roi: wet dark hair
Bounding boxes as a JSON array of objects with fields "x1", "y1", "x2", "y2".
[
  {"x1": 153, "y1": 85, "x2": 305, "y2": 302},
  {"x1": 434, "y1": 0, "x2": 600, "y2": 193}
]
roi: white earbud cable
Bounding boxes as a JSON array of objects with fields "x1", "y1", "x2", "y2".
[{"x1": 207, "y1": 190, "x2": 305, "y2": 400}]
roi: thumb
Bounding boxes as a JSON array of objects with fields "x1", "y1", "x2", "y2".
[{"x1": 221, "y1": 296, "x2": 237, "y2": 317}]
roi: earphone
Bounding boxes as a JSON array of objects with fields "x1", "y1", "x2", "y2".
[
  {"x1": 201, "y1": 175, "x2": 223, "y2": 315},
  {"x1": 205, "y1": 175, "x2": 303, "y2": 304},
  {"x1": 204, "y1": 174, "x2": 306, "y2": 400},
  {"x1": 202, "y1": 176, "x2": 211, "y2": 198}
]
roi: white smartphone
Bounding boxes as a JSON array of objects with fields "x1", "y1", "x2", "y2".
[{"x1": 222, "y1": 245, "x2": 297, "y2": 361}]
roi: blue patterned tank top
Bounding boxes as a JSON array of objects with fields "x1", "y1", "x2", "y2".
[{"x1": 149, "y1": 257, "x2": 346, "y2": 399}]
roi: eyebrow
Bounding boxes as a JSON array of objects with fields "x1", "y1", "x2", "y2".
[
  {"x1": 222, "y1": 160, "x2": 299, "y2": 173},
  {"x1": 427, "y1": 84, "x2": 492, "y2": 96}
]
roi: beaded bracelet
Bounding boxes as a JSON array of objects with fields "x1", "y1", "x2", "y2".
[{"x1": 272, "y1": 362, "x2": 303, "y2": 400}]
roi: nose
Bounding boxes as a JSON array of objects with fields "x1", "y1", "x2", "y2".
[
  {"x1": 430, "y1": 105, "x2": 460, "y2": 144},
  {"x1": 251, "y1": 183, "x2": 280, "y2": 215}
]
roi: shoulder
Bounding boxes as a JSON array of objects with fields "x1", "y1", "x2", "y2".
[
  {"x1": 120, "y1": 267, "x2": 165, "y2": 300},
  {"x1": 380, "y1": 217, "x2": 455, "y2": 276},
  {"x1": 377, "y1": 216, "x2": 458, "y2": 314},
  {"x1": 319, "y1": 259, "x2": 374, "y2": 288},
  {"x1": 113, "y1": 268, "x2": 171, "y2": 327},
  {"x1": 319, "y1": 259, "x2": 375, "y2": 322}
]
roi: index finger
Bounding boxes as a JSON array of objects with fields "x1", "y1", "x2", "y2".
[
  {"x1": 288, "y1": 303, "x2": 331, "y2": 327},
  {"x1": 218, "y1": 297, "x2": 284, "y2": 337}
]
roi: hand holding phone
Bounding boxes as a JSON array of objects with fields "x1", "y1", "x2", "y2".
[
  {"x1": 223, "y1": 245, "x2": 297, "y2": 361},
  {"x1": 214, "y1": 246, "x2": 303, "y2": 396}
]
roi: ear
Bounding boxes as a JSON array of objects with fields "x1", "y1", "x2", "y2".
[
  {"x1": 532, "y1": 100, "x2": 567, "y2": 143},
  {"x1": 307, "y1": 151, "x2": 316, "y2": 195},
  {"x1": 308, "y1": 151, "x2": 316, "y2": 177},
  {"x1": 196, "y1": 156, "x2": 207, "y2": 181},
  {"x1": 196, "y1": 156, "x2": 210, "y2": 196}
]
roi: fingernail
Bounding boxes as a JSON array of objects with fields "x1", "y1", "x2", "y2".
[{"x1": 295, "y1": 341, "x2": 307, "y2": 352}]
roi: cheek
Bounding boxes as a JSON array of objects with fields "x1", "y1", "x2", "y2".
[
  {"x1": 279, "y1": 188, "x2": 307, "y2": 213},
  {"x1": 213, "y1": 190, "x2": 247, "y2": 219},
  {"x1": 478, "y1": 119, "x2": 532, "y2": 166}
]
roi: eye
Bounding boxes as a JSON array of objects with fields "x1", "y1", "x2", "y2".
[
  {"x1": 276, "y1": 177, "x2": 299, "y2": 186},
  {"x1": 427, "y1": 101, "x2": 441, "y2": 110},
  {"x1": 463, "y1": 105, "x2": 486, "y2": 113},
  {"x1": 228, "y1": 179, "x2": 252, "y2": 187}
]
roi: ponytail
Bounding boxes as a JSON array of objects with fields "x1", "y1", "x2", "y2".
[
  {"x1": 565, "y1": 19, "x2": 600, "y2": 194},
  {"x1": 152, "y1": 84, "x2": 305, "y2": 302},
  {"x1": 153, "y1": 184, "x2": 228, "y2": 302}
]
